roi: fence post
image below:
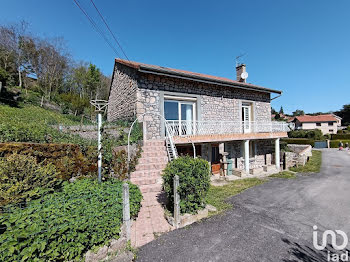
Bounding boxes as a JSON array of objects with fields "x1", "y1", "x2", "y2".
[
  {"x1": 174, "y1": 175, "x2": 180, "y2": 228},
  {"x1": 123, "y1": 182, "x2": 131, "y2": 240}
]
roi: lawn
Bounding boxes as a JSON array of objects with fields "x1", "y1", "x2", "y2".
[
  {"x1": 269, "y1": 171, "x2": 296, "y2": 179},
  {"x1": 289, "y1": 150, "x2": 322, "y2": 173},
  {"x1": 206, "y1": 178, "x2": 265, "y2": 213}
]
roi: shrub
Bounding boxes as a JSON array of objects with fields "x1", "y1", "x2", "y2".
[
  {"x1": 331, "y1": 134, "x2": 350, "y2": 140},
  {"x1": 288, "y1": 129, "x2": 323, "y2": 140},
  {"x1": 281, "y1": 138, "x2": 315, "y2": 147},
  {"x1": 330, "y1": 140, "x2": 350, "y2": 148},
  {"x1": 0, "y1": 179, "x2": 142, "y2": 262},
  {"x1": 0, "y1": 143, "x2": 97, "y2": 180},
  {"x1": 0, "y1": 154, "x2": 60, "y2": 207},
  {"x1": 163, "y1": 156, "x2": 210, "y2": 214}
]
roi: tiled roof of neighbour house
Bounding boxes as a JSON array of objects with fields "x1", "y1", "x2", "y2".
[
  {"x1": 114, "y1": 59, "x2": 282, "y2": 94},
  {"x1": 294, "y1": 114, "x2": 338, "y2": 123}
]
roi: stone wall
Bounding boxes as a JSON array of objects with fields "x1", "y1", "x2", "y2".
[
  {"x1": 135, "y1": 72, "x2": 271, "y2": 139},
  {"x1": 107, "y1": 63, "x2": 138, "y2": 122}
]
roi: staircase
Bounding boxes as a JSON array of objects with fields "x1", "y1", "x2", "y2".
[{"x1": 130, "y1": 139, "x2": 173, "y2": 247}]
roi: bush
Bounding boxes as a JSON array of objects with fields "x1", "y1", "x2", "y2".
[
  {"x1": 330, "y1": 140, "x2": 350, "y2": 148},
  {"x1": 0, "y1": 154, "x2": 60, "y2": 207},
  {"x1": 0, "y1": 143, "x2": 97, "y2": 180},
  {"x1": 281, "y1": 138, "x2": 315, "y2": 147},
  {"x1": 331, "y1": 134, "x2": 350, "y2": 140},
  {"x1": 0, "y1": 179, "x2": 142, "y2": 262},
  {"x1": 162, "y1": 156, "x2": 210, "y2": 214},
  {"x1": 288, "y1": 129, "x2": 323, "y2": 140}
]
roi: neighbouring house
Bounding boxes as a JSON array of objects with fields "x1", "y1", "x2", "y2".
[
  {"x1": 107, "y1": 59, "x2": 292, "y2": 177},
  {"x1": 292, "y1": 114, "x2": 341, "y2": 134}
]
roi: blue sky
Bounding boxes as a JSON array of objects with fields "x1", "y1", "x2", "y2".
[{"x1": 2, "y1": 0, "x2": 349, "y2": 114}]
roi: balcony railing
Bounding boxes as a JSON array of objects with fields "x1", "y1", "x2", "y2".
[{"x1": 165, "y1": 120, "x2": 294, "y2": 137}]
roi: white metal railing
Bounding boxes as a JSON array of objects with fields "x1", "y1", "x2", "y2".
[{"x1": 165, "y1": 120, "x2": 294, "y2": 137}]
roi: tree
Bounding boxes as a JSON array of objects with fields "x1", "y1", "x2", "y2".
[
  {"x1": 271, "y1": 107, "x2": 277, "y2": 115},
  {"x1": 335, "y1": 104, "x2": 350, "y2": 126},
  {"x1": 85, "y1": 63, "x2": 101, "y2": 99},
  {"x1": 292, "y1": 109, "x2": 305, "y2": 116},
  {"x1": 279, "y1": 106, "x2": 284, "y2": 115}
]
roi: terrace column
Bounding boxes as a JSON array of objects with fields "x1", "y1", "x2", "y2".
[
  {"x1": 275, "y1": 138, "x2": 280, "y2": 171},
  {"x1": 244, "y1": 140, "x2": 250, "y2": 173}
]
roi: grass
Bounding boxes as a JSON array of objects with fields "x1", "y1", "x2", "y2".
[
  {"x1": 269, "y1": 171, "x2": 296, "y2": 179},
  {"x1": 206, "y1": 178, "x2": 266, "y2": 213},
  {"x1": 289, "y1": 150, "x2": 322, "y2": 173}
]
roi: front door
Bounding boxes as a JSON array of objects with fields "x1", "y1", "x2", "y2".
[{"x1": 242, "y1": 104, "x2": 252, "y2": 133}]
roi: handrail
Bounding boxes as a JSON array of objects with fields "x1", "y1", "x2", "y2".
[{"x1": 165, "y1": 120, "x2": 294, "y2": 137}]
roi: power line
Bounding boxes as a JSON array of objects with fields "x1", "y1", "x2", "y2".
[
  {"x1": 72, "y1": 0, "x2": 122, "y2": 58},
  {"x1": 89, "y1": 0, "x2": 130, "y2": 61}
]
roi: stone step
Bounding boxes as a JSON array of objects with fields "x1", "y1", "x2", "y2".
[
  {"x1": 130, "y1": 170, "x2": 163, "y2": 179},
  {"x1": 143, "y1": 140, "x2": 165, "y2": 147},
  {"x1": 136, "y1": 163, "x2": 167, "y2": 171},
  {"x1": 138, "y1": 157, "x2": 168, "y2": 165},
  {"x1": 139, "y1": 184, "x2": 163, "y2": 193},
  {"x1": 131, "y1": 177, "x2": 162, "y2": 186},
  {"x1": 142, "y1": 146, "x2": 167, "y2": 152},
  {"x1": 141, "y1": 151, "x2": 168, "y2": 158}
]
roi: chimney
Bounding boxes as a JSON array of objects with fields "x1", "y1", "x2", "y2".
[{"x1": 236, "y1": 64, "x2": 247, "y2": 83}]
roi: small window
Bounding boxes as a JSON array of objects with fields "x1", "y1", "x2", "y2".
[
  {"x1": 328, "y1": 122, "x2": 334, "y2": 126},
  {"x1": 329, "y1": 129, "x2": 334, "y2": 133},
  {"x1": 316, "y1": 123, "x2": 321, "y2": 127}
]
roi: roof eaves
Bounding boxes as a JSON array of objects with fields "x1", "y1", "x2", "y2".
[{"x1": 138, "y1": 64, "x2": 282, "y2": 95}]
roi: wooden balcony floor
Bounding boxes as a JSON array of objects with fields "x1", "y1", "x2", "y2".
[{"x1": 172, "y1": 132, "x2": 288, "y2": 144}]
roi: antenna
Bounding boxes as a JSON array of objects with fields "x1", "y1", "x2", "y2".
[{"x1": 235, "y1": 53, "x2": 247, "y2": 67}]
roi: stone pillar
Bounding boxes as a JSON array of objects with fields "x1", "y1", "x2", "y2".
[
  {"x1": 275, "y1": 138, "x2": 280, "y2": 171},
  {"x1": 244, "y1": 140, "x2": 250, "y2": 173}
]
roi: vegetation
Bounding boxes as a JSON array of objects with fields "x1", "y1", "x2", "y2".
[
  {"x1": 163, "y1": 156, "x2": 211, "y2": 214},
  {"x1": 281, "y1": 138, "x2": 315, "y2": 147},
  {"x1": 335, "y1": 104, "x2": 350, "y2": 126},
  {"x1": 0, "y1": 21, "x2": 110, "y2": 117},
  {"x1": 269, "y1": 171, "x2": 296, "y2": 179},
  {"x1": 288, "y1": 129, "x2": 324, "y2": 140},
  {"x1": 206, "y1": 178, "x2": 265, "y2": 213},
  {"x1": 330, "y1": 140, "x2": 350, "y2": 148},
  {"x1": 292, "y1": 109, "x2": 305, "y2": 116},
  {"x1": 331, "y1": 134, "x2": 350, "y2": 140},
  {"x1": 0, "y1": 179, "x2": 142, "y2": 262},
  {"x1": 0, "y1": 154, "x2": 60, "y2": 207},
  {"x1": 290, "y1": 150, "x2": 322, "y2": 173}
]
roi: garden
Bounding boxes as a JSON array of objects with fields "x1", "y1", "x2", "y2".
[{"x1": 0, "y1": 102, "x2": 143, "y2": 261}]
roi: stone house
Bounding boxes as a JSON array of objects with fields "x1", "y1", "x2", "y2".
[
  {"x1": 292, "y1": 114, "x2": 341, "y2": 135},
  {"x1": 107, "y1": 59, "x2": 291, "y2": 176}
]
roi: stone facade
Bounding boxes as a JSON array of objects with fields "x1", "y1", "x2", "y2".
[{"x1": 107, "y1": 63, "x2": 138, "y2": 121}]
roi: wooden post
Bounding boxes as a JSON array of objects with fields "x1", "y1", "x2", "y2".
[
  {"x1": 123, "y1": 182, "x2": 131, "y2": 240},
  {"x1": 174, "y1": 175, "x2": 180, "y2": 228}
]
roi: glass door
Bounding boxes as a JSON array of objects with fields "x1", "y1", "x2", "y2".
[
  {"x1": 242, "y1": 104, "x2": 251, "y2": 133},
  {"x1": 164, "y1": 99, "x2": 196, "y2": 136}
]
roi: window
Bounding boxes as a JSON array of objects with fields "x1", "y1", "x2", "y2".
[
  {"x1": 328, "y1": 122, "x2": 334, "y2": 126},
  {"x1": 316, "y1": 123, "x2": 321, "y2": 127},
  {"x1": 329, "y1": 129, "x2": 334, "y2": 133}
]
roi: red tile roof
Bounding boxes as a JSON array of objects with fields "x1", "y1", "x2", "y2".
[
  {"x1": 295, "y1": 114, "x2": 337, "y2": 123},
  {"x1": 114, "y1": 59, "x2": 282, "y2": 94}
]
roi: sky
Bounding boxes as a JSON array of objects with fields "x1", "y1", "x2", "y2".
[{"x1": 1, "y1": 0, "x2": 350, "y2": 114}]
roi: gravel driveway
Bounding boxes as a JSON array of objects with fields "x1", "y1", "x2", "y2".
[{"x1": 137, "y1": 149, "x2": 350, "y2": 262}]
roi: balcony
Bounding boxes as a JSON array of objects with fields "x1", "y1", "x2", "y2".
[{"x1": 165, "y1": 120, "x2": 294, "y2": 144}]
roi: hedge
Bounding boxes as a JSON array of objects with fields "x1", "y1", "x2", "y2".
[
  {"x1": 331, "y1": 134, "x2": 350, "y2": 140},
  {"x1": 330, "y1": 140, "x2": 350, "y2": 148},
  {"x1": 0, "y1": 143, "x2": 97, "y2": 180},
  {"x1": 0, "y1": 179, "x2": 142, "y2": 262},
  {"x1": 162, "y1": 156, "x2": 211, "y2": 214},
  {"x1": 281, "y1": 138, "x2": 315, "y2": 147}
]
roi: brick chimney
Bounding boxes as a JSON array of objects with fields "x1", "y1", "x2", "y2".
[{"x1": 236, "y1": 64, "x2": 247, "y2": 83}]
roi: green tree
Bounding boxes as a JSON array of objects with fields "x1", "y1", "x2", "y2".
[
  {"x1": 85, "y1": 63, "x2": 101, "y2": 100},
  {"x1": 335, "y1": 104, "x2": 350, "y2": 126},
  {"x1": 279, "y1": 106, "x2": 284, "y2": 115},
  {"x1": 293, "y1": 109, "x2": 305, "y2": 116}
]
